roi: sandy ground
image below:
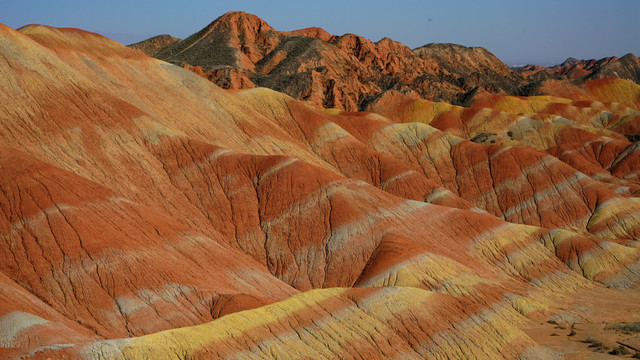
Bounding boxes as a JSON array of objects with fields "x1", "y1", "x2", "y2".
[{"x1": 522, "y1": 285, "x2": 640, "y2": 359}]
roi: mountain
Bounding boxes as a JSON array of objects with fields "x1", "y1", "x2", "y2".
[
  {"x1": 128, "y1": 34, "x2": 181, "y2": 56},
  {"x1": 413, "y1": 43, "x2": 526, "y2": 96},
  {"x1": 587, "y1": 53, "x2": 640, "y2": 83},
  {"x1": 517, "y1": 54, "x2": 640, "y2": 84},
  {"x1": 132, "y1": 11, "x2": 526, "y2": 110},
  {"x1": 156, "y1": 11, "x2": 281, "y2": 70},
  {"x1": 552, "y1": 56, "x2": 620, "y2": 79},
  {"x1": 560, "y1": 57, "x2": 580, "y2": 67},
  {"x1": 1, "y1": 16, "x2": 640, "y2": 360},
  {"x1": 132, "y1": 12, "x2": 640, "y2": 113}
]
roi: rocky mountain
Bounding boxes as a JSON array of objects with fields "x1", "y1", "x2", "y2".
[
  {"x1": 560, "y1": 57, "x2": 580, "y2": 67},
  {"x1": 587, "y1": 53, "x2": 640, "y2": 83},
  {"x1": 128, "y1": 34, "x2": 180, "y2": 56},
  {"x1": 130, "y1": 12, "x2": 640, "y2": 113},
  {"x1": 1, "y1": 16, "x2": 640, "y2": 360},
  {"x1": 518, "y1": 54, "x2": 640, "y2": 84},
  {"x1": 413, "y1": 43, "x2": 526, "y2": 95},
  {"x1": 130, "y1": 11, "x2": 527, "y2": 110}
]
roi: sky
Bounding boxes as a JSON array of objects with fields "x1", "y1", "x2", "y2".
[{"x1": 2, "y1": 0, "x2": 639, "y2": 66}]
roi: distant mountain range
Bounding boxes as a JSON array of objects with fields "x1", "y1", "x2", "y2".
[
  {"x1": 129, "y1": 11, "x2": 640, "y2": 112},
  {"x1": 516, "y1": 54, "x2": 640, "y2": 83},
  {"x1": 128, "y1": 11, "x2": 528, "y2": 110}
]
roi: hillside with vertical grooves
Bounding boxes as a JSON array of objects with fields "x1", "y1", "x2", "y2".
[
  {"x1": 137, "y1": 11, "x2": 527, "y2": 110},
  {"x1": 1, "y1": 14, "x2": 639, "y2": 360},
  {"x1": 133, "y1": 11, "x2": 639, "y2": 115}
]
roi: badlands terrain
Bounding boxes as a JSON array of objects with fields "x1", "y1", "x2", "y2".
[{"x1": 1, "y1": 11, "x2": 640, "y2": 360}]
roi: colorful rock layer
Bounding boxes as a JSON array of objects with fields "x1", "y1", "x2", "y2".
[{"x1": 0, "y1": 22, "x2": 639, "y2": 359}]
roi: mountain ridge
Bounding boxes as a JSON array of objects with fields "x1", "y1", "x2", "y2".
[
  {"x1": 518, "y1": 53, "x2": 640, "y2": 84},
  {"x1": 129, "y1": 11, "x2": 640, "y2": 113},
  {"x1": 130, "y1": 11, "x2": 528, "y2": 110}
]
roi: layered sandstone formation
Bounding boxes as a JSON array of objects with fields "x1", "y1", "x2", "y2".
[{"x1": 1, "y1": 17, "x2": 639, "y2": 360}]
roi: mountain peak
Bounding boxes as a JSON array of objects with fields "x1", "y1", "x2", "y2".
[
  {"x1": 560, "y1": 57, "x2": 579, "y2": 67},
  {"x1": 282, "y1": 27, "x2": 333, "y2": 41},
  {"x1": 128, "y1": 34, "x2": 181, "y2": 56},
  {"x1": 620, "y1": 53, "x2": 639, "y2": 62},
  {"x1": 155, "y1": 11, "x2": 281, "y2": 70},
  {"x1": 207, "y1": 11, "x2": 275, "y2": 33}
]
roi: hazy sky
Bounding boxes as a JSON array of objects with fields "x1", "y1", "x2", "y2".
[{"x1": 3, "y1": 0, "x2": 639, "y2": 65}]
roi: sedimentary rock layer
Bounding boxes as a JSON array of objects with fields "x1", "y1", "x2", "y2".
[{"x1": 0, "y1": 20, "x2": 639, "y2": 360}]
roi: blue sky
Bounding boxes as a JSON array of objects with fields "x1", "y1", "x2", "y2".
[{"x1": 2, "y1": 0, "x2": 639, "y2": 65}]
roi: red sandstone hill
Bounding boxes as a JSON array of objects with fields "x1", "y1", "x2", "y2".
[
  {"x1": 518, "y1": 54, "x2": 640, "y2": 84},
  {"x1": 132, "y1": 12, "x2": 640, "y2": 114},
  {"x1": 130, "y1": 11, "x2": 527, "y2": 110},
  {"x1": 1, "y1": 18, "x2": 640, "y2": 360}
]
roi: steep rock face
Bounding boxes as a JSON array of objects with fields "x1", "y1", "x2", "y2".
[
  {"x1": 2, "y1": 21, "x2": 640, "y2": 360},
  {"x1": 128, "y1": 34, "x2": 180, "y2": 56},
  {"x1": 249, "y1": 32, "x2": 450, "y2": 110}
]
